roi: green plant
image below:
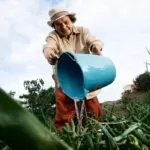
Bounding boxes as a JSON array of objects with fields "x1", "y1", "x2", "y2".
[{"x1": 0, "y1": 89, "x2": 72, "y2": 150}]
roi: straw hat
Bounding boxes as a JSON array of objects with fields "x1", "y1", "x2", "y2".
[{"x1": 47, "y1": 7, "x2": 76, "y2": 27}]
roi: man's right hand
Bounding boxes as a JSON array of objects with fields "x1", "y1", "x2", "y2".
[{"x1": 43, "y1": 48, "x2": 59, "y2": 65}]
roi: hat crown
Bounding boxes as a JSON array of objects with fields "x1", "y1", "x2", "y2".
[
  {"x1": 47, "y1": 7, "x2": 76, "y2": 26},
  {"x1": 49, "y1": 7, "x2": 68, "y2": 18}
]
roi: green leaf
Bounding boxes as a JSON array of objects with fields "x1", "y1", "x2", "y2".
[{"x1": 0, "y1": 89, "x2": 72, "y2": 150}]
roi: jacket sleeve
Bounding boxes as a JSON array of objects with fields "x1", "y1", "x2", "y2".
[
  {"x1": 43, "y1": 33, "x2": 59, "y2": 59},
  {"x1": 43, "y1": 33, "x2": 58, "y2": 50},
  {"x1": 83, "y1": 27, "x2": 104, "y2": 52}
]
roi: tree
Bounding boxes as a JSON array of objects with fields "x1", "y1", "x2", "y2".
[
  {"x1": 8, "y1": 90, "x2": 16, "y2": 97},
  {"x1": 133, "y1": 72, "x2": 150, "y2": 92},
  {"x1": 19, "y1": 79, "x2": 55, "y2": 126}
]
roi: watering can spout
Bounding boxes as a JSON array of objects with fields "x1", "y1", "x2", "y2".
[{"x1": 57, "y1": 52, "x2": 116, "y2": 100}]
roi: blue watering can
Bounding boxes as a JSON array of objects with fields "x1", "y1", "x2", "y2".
[{"x1": 57, "y1": 52, "x2": 116, "y2": 100}]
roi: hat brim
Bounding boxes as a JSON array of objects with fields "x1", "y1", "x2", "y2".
[{"x1": 47, "y1": 13, "x2": 76, "y2": 27}]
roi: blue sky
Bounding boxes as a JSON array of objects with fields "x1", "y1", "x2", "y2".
[{"x1": 0, "y1": 0, "x2": 150, "y2": 102}]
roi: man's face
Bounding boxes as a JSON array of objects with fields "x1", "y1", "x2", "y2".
[{"x1": 53, "y1": 16, "x2": 73, "y2": 37}]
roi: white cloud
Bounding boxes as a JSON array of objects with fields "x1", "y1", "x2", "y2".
[
  {"x1": 0, "y1": 0, "x2": 54, "y2": 98},
  {"x1": 0, "y1": 0, "x2": 150, "y2": 102},
  {"x1": 66, "y1": 0, "x2": 150, "y2": 101}
]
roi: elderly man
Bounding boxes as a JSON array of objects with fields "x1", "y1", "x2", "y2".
[{"x1": 43, "y1": 7, "x2": 104, "y2": 131}]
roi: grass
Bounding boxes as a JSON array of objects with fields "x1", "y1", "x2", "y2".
[{"x1": 1, "y1": 89, "x2": 150, "y2": 150}]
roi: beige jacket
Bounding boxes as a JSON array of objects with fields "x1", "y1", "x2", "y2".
[{"x1": 43, "y1": 26, "x2": 103, "y2": 99}]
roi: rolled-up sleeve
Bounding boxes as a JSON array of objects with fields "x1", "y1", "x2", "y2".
[
  {"x1": 43, "y1": 33, "x2": 59, "y2": 61},
  {"x1": 43, "y1": 33, "x2": 58, "y2": 51},
  {"x1": 83, "y1": 28, "x2": 104, "y2": 52}
]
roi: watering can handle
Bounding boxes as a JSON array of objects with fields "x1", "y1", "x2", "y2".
[
  {"x1": 52, "y1": 65, "x2": 55, "y2": 74},
  {"x1": 65, "y1": 52, "x2": 76, "y2": 61}
]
